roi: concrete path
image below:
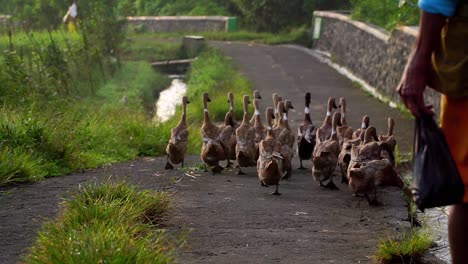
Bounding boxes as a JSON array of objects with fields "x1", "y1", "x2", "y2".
[{"x1": 171, "y1": 42, "x2": 417, "y2": 263}]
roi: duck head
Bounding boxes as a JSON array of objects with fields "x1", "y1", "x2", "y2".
[{"x1": 254, "y1": 90, "x2": 262, "y2": 99}]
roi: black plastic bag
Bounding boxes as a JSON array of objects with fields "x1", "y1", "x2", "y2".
[{"x1": 412, "y1": 114, "x2": 464, "y2": 211}]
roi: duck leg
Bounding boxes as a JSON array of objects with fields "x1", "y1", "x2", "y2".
[
  {"x1": 212, "y1": 164, "x2": 224, "y2": 175},
  {"x1": 271, "y1": 184, "x2": 281, "y2": 195},
  {"x1": 261, "y1": 181, "x2": 269, "y2": 187},
  {"x1": 298, "y1": 159, "x2": 307, "y2": 170},
  {"x1": 340, "y1": 165, "x2": 348, "y2": 183},
  {"x1": 165, "y1": 155, "x2": 174, "y2": 170},
  {"x1": 226, "y1": 160, "x2": 233, "y2": 168},
  {"x1": 181, "y1": 159, "x2": 185, "y2": 168},
  {"x1": 324, "y1": 167, "x2": 339, "y2": 190},
  {"x1": 204, "y1": 163, "x2": 208, "y2": 172}
]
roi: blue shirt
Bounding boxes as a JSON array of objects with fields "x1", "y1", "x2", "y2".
[{"x1": 419, "y1": 0, "x2": 459, "y2": 16}]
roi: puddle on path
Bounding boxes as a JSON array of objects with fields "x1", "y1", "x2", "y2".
[{"x1": 154, "y1": 78, "x2": 187, "y2": 122}]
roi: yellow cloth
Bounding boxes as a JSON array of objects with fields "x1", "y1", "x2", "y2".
[
  {"x1": 440, "y1": 95, "x2": 468, "y2": 203},
  {"x1": 67, "y1": 22, "x2": 77, "y2": 33},
  {"x1": 431, "y1": 3, "x2": 468, "y2": 98}
]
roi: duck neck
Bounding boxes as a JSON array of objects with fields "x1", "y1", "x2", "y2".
[
  {"x1": 388, "y1": 119, "x2": 394, "y2": 136},
  {"x1": 283, "y1": 112, "x2": 290, "y2": 130},
  {"x1": 323, "y1": 111, "x2": 332, "y2": 127},
  {"x1": 179, "y1": 102, "x2": 187, "y2": 126},
  {"x1": 203, "y1": 99, "x2": 211, "y2": 124},
  {"x1": 304, "y1": 100, "x2": 312, "y2": 124}
]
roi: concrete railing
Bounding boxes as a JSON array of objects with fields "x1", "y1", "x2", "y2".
[
  {"x1": 126, "y1": 16, "x2": 237, "y2": 33},
  {"x1": 312, "y1": 11, "x2": 441, "y2": 115}
]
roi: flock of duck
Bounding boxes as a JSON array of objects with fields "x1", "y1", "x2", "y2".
[{"x1": 165, "y1": 91, "x2": 411, "y2": 206}]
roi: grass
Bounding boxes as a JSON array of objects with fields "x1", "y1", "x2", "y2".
[
  {"x1": 373, "y1": 227, "x2": 433, "y2": 263},
  {"x1": 127, "y1": 26, "x2": 312, "y2": 46},
  {"x1": 0, "y1": 61, "x2": 171, "y2": 185},
  {"x1": 23, "y1": 181, "x2": 179, "y2": 264}
]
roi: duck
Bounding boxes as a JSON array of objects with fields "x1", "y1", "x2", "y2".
[
  {"x1": 224, "y1": 92, "x2": 238, "y2": 167},
  {"x1": 235, "y1": 95, "x2": 257, "y2": 174},
  {"x1": 249, "y1": 90, "x2": 262, "y2": 124},
  {"x1": 297, "y1": 92, "x2": 316, "y2": 170},
  {"x1": 379, "y1": 117, "x2": 397, "y2": 165},
  {"x1": 275, "y1": 101, "x2": 295, "y2": 179},
  {"x1": 219, "y1": 111, "x2": 235, "y2": 167},
  {"x1": 200, "y1": 92, "x2": 225, "y2": 174},
  {"x1": 312, "y1": 112, "x2": 341, "y2": 190},
  {"x1": 353, "y1": 115, "x2": 370, "y2": 139},
  {"x1": 348, "y1": 158, "x2": 411, "y2": 206},
  {"x1": 252, "y1": 98, "x2": 267, "y2": 160},
  {"x1": 348, "y1": 126, "x2": 394, "y2": 165},
  {"x1": 338, "y1": 130, "x2": 364, "y2": 183},
  {"x1": 257, "y1": 107, "x2": 283, "y2": 195},
  {"x1": 336, "y1": 97, "x2": 354, "y2": 147},
  {"x1": 165, "y1": 96, "x2": 190, "y2": 170},
  {"x1": 316, "y1": 97, "x2": 338, "y2": 142}
]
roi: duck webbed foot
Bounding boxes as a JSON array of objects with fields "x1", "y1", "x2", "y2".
[
  {"x1": 271, "y1": 185, "x2": 281, "y2": 195},
  {"x1": 165, "y1": 161, "x2": 174, "y2": 170},
  {"x1": 324, "y1": 179, "x2": 339, "y2": 190},
  {"x1": 237, "y1": 167, "x2": 246, "y2": 175},
  {"x1": 298, "y1": 160, "x2": 307, "y2": 170},
  {"x1": 365, "y1": 193, "x2": 383, "y2": 206},
  {"x1": 211, "y1": 164, "x2": 224, "y2": 175}
]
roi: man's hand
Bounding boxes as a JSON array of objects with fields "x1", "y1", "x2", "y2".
[{"x1": 397, "y1": 52, "x2": 435, "y2": 117}]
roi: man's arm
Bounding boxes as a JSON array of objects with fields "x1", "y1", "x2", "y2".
[{"x1": 397, "y1": 0, "x2": 458, "y2": 117}]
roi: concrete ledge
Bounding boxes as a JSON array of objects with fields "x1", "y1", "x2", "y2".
[
  {"x1": 126, "y1": 16, "x2": 234, "y2": 33},
  {"x1": 312, "y1": 11, "x2": 440, "y2": 115}
]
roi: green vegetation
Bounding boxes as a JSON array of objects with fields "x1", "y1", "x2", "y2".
[
  {"x1": 351, "y1": 0, "x2": 420, "y2": 30},
  {"x1": 24, "y1": 181, "x2": 179, "y2": 263},
  {"x1": 374, "y1": 227, "x2": 433, "y2": 263},
  {"x1": 0, "y1": 0, "x2": 350, "y2": 33},
  {"x1": 127, "y1": 26, "x2": 312, "y2": 48}
]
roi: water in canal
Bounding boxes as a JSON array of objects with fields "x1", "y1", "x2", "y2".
[{"x1": 154, "y1": 78, "x2": 187, "y2": 122}]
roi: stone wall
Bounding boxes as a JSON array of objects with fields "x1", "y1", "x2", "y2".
[
  {"x1": 126, "y1": 16, "x2": 233, "y2": 33},
  {"x1": 312, "y1": 11, "x2": 441, "y2": 114}
]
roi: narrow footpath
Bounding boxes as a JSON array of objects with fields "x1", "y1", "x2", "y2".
[{"x1": 0, "y1": 43, "x2": 424, "y2": 264}]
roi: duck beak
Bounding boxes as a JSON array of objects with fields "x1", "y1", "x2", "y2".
[
  {"x1": 258, "y1": 95, "x2": 262, "y2": 99},
  {"x1": 333, "y1": 101, "x2": 338, "y2": 109},
  {"x1": 187, "y1": 100, "x2": 190, "y2": 104}
]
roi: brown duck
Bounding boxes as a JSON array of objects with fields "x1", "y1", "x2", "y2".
[
  {"x1": 312, "y1": 112, "x2": 341, "y2": 190},
  {"x1": 235, "y1": 95, "x2": 256, "y2": 174},
  {"x1": 379, "y1": 117, "x2": 397, "y2": 165},
  {"x1": 249, "y1": 90, "x2": 262, "y2": 124},
  {"x1": 257, "y1": 107, "x2": 283, "y2": 195},
  {"x1": 316, "y1": 97, "x2": 338, "y2": 142},
  {"x1": 165, "y1": 96, "x2": 190, "y2": 169},
  {"x1": 353, "y1": 115, "x2": 370, "y2": 139},
  {"x1": 348, "y1": 159, "x2": 411, "y2": 206},
  {"x1": 336, "y1": 97, "x2": 353, "y2": 147},
  {"x1": 200, "y1": 92, "x2": 225, "y2": 174}
]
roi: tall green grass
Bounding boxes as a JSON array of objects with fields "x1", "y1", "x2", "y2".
[
  {"x1": 373, "y1": 227, "x2": 433, "y2": 263},
  {"x1": 24, "y1": 181, "x2": 177, "y2": 264},
  {"x1": 0, "y1": 61, "x2": 170, "y2": 185}
]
